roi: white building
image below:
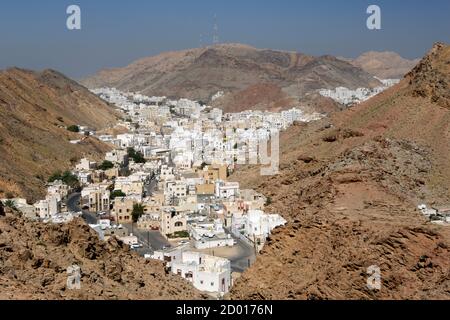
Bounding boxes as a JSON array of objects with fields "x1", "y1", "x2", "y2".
[
  {"x1": 47, "y1": 180, "x2": 70, "y2": 202},
  {"x1": 34, "y1": 195, "x2": 60, "y2": 219},
  {"x1": 170, "y1": 251, "x2": 231, "y2": 295},
  {"x1": 76, "y1": 158, "x2": 97, "y2": 171},
  {"x1": 105, "y1": 149, "x2": 129, "y2": 166},
  {"x1": 215, "y1": 181, "x2": 240, "y2": 201}
]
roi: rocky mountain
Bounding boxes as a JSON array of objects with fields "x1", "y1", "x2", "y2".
[
  {"x1": 82, "y1": 43, "x2": 380, "y2": 113},
  {"x1": 229, "y1": 43, "x2": 450, "y2": 300},
  {"x1": 0, "y1": 68, "x2": 121, "y2": 202},
  {"x1": 341, "y1": 51, "x2": 420, "y2": 79},
  {"x1": 0, "y1": 210, "x2": 203, "y2": 300}
]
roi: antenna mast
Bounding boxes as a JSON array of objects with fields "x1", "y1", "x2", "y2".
[{"x1": 213, "y1": 14, "x2": 219, "y2": 44}]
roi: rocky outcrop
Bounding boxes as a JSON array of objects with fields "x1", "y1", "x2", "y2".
[
  {"x1": 406, "y1": 42, "x2": 450, "y2": 108},
  {"x1": 229, "y1": 44, "x2": 450, "y2": 300},
  {"x1": 0, "y1": 215, "x2": 204, "y2": 300}
]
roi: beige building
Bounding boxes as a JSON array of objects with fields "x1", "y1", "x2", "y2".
[
  {"x1": 81, "y1": 183, "x2": 110, "y2": 212},
  {"x1": 112, "y1": 197, "x2": 135, "y2": 224},
  {"x1": 114, "y1": 176, "x2": 144, "y2": 195},
  {"x1": 161, "y1": 208, "x2": 187, "y2": 237},
  {"x1": 196, "y1": 183, "x2": 215, "y2": 195},
  {"x1": 137, "y1": 213, "x2": 161, "y2": 230},
  {"x1": 196, "y1": 164, "x2": 227, "y2": 183}
]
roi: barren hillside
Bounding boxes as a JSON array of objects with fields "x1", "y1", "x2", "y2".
[
  {"x1": 0, "y1": 68, "x2": 121, "y2": 201},
  {"x1": 342, "y1": 51, "x2": 420, "y2": 79},
  {"x1": 82, "y1": 43, "x2": 380, "y2": 113},
  {"x1": 229, "y1": 43, "x2": 450, "y2": 300}
]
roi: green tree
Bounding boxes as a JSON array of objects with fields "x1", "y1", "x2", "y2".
[
  {"x1": 131, "y1": 203, "x2": 145, "y2": 223},
  {"x1": 61, "y1": 171, "x2": 79, "y2": 189},
  {"x1": 48, "y1": 171, "x2": 79, "y2": 189},
  {"x1": 48, "y1": 171, "x2": 63, "y2": 183},
  {"x1": 110, "y1": 190, "x2": 126, "y2": 200},
  {"x1": 127, "y1": 147, "x2": 146, "y2": 164},
  {"x1": 98, "y1": 160, "x2": 114, "y2": 171},
  {"x1": 67, "y1": 125, "x2": 80, "y2": 133}
]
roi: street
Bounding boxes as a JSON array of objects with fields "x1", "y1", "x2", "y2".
[
  {"x1": 67, "y1": 192, "x2": 97, "y2": 224},
  {"x1": 123, "y1": 223, "x2": 171, "y2": 251},
  {"x1": 144, "y1": 175, "x2": 157, "y2": 197}
]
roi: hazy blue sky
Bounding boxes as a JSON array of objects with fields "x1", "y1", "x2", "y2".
[{"x1": 0, "y1": 0, "x2": 449, "y2": 79}]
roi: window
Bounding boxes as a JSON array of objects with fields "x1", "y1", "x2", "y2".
[
  {"x1": 200, "y1": 280, "x2": 203, "y2": 284},
  {"x1": 211, "y1": 282, "x2": 214, "y2": 287}
]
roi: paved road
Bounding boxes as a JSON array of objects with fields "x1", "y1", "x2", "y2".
[
  {"x1": 123, "y1": 223, "x2": 171, "y2": 251},
  {"x1": 67, "y1": 192, "x2": 97, "y2": 224},
  {"x1": 144, "y1": 176, "x2": 157, "y2": 197},
  {"x1": 67, "y1": 192, "x2": 81, "y2": 212},
  {"x1": 224, "y1": 229, "x2": 257, "y2": 272}
]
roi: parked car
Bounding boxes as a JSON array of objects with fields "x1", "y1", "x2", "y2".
[{"x1": 178, "y1": 240, "x2": 189, "y2": 245}]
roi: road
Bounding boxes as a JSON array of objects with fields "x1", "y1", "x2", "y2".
[
  {"x1": 229, "y1": 237, "x2": 256, "y2": 272},
  {"x1": 144, "y1": 175, "x2": 157, "y2": 197},
  {"x1": 67, "y1": 192, "x2": 97, "y2": 224},
  {"x1": 123, "y1": 223, "x2": 171, "y2": 251},
  {"x1": 223, "y1": 229, "x2": 257, "y2": 272}
]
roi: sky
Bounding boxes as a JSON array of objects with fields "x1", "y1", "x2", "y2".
[{"x1": 0, "y1": 0, "x2": 449, "y2": 79}]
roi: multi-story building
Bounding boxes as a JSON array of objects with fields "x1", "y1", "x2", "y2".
[
  {"x1": 111, "y1": 197, "x2": 136, "y2": 224},
  {"x1": 170, "y1": 251, "x2": 231, "y2": 295},
  {"x1": 81, "y1": 183, "x2": 110, "y2": 212},
  {"x1": 76, "y1": 158, "x2": 97, "y2": 171},
  {"x1": 34, "y1": 195, "x2": 60, "y2": 219},
  {"x1": 215, "y1": 181, "x2": 240, "y2": 201},
  {"x1": 114, "y1": 176, "x2": 144, "y2": 196},
  {"x1": 160, "y1": 208, "x2": 187, "y2": 236}
]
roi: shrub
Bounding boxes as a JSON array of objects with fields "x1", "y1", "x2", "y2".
[
  {"x1": 48, "y1": 171, "x2": 79, "y2": 188},
  {"x1": 167, "y1": 231, "x2": 189, "y2": 239},
  {"x1": 67, "y1": 125, "x2": 80, "y2": 133},
  {"x1": 4, "y1": 200, "x2": 16, "y2": 210},
  {"x1": 98, "y1": 160, "x2": 114, "y2": 171},
  {"x1": 110, "y1": 190, "x2": 126, "y2": 200},
  {"x1": 127, "y1": 147, "x2": 146, "y2": 164}
]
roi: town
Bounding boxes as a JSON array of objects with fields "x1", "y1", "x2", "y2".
[
  {"x1": 319, "y1": 78, "x2": 400, "y2": 106},
  {"x1": 0, "y1": 88, "x2": 322, "y2": 297},
  {"x1": 2, "y1": 85, "x2": 449, "y2": 298}
]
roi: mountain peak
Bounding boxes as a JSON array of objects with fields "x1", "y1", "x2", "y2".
[{"x1": 406, "y1": 42, "x2": 449, "y2": 107}]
